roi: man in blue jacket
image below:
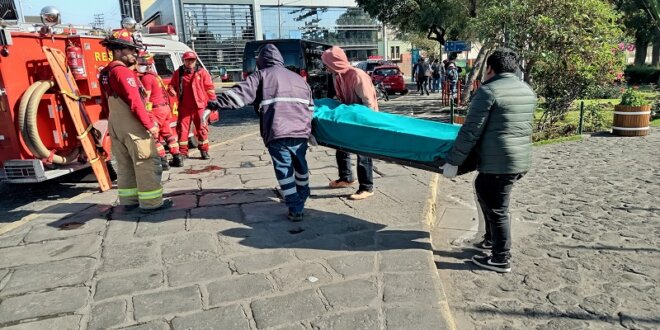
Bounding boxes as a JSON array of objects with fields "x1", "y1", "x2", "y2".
[
  {"x1": 210, "y1": 44, "x2": 314, "y2": 222},
  {"x1": 441, "y1": 48, "x2": 537, "y2": 273}
]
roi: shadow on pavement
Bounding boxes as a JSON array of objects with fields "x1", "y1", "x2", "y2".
[
  {"x1": 469, "y1": 306, "x2": 660, "y2": 326},
  {"x1": 433, "y1": 247, "x2": 485, "y2": 272},
  {"x1": 42, "y1": 188, "x2": 433, "y2": 252}
]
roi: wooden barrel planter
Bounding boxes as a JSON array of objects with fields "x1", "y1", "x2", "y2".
[
  {"x1": 453, "y1": 115, "x2": 466, "y2": 124},
  {"x1": 612, "y1": 104, "x2": 651, "y2": 137}
]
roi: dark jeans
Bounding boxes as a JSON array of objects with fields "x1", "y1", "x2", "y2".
[
  {"x1": 474, "y1": 172, "x2": 525, "y2": 262},
  {"x1": 268, "y1": 138, "x2": 310, "y2": 214},
  {"x1": 432, "y1": 77, "x2": 441, "y2": 92},
  {"x1": 336, "y1": 150, "x2": 373, "y2": 192},
  {"x1": 416, "y1": 77, "x2": 430, "y2": 94}
]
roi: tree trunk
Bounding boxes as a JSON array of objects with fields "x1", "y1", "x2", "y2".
[
  {"x1": 460, "y1": 45, "x2": 489, "y2": 104},
  {"x1": 634, "y1": 37, "x2": 650, "y2": 65},
  {"x1": 652, "y1": 31, "x2": 660, "y2": 66},
  {"x1": 523, "y1": 59, "x2": 534, "y2": 85}
]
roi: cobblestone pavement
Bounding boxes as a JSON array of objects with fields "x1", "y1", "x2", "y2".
[
  {"x1": 433, "y1": 129, "x2": 660, "y2": 329},
  {"x1": 0, "y1": 128, "x2": 451, "y2": 329}
]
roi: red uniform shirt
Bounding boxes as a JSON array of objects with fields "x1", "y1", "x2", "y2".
[
  {"x1": 140, "y1": 72, "x2": 168, "y2": 106},
  {"x1": 180, "y1": 70, "x2": 198, "y2": 110},
  {"x1": 100, "y1": 61, "x2": 155, "y2": 130}
]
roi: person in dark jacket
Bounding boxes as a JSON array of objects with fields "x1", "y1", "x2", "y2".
[
  {"x1": 441, "y1": 48, "x2": 537, "y2": 273},
  {"x1": 211, "y1": 44, "x2": 314, "y2": 222}
]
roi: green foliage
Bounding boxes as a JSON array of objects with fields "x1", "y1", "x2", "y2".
[
  {"x1": 582, "y1": 103, "x2": 610, "y2": 132},
  {"x1": 619, "y1": 88, "x2": 651, "y2": 105},
  {"x1": 583, "y1": 84, "x2": 625, "y2": 100},
  {"x1": 624, "y1": 65, "x2": 660, "y2": 84}
]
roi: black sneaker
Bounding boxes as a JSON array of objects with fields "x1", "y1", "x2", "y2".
[
  {"x1": 287, "y1": 211, "x2": 304, "y2": 222},
  {"x1": 474, "y1": 238, "x2": 493, "y2": 250},
  {"x1": 200, "y1": 151, "x2": 210, "y2": 160},
  {"x1": 170, "y1": 154, "x2": 184, "y2": 167},
  {"x1": 160, "y1": 157, "x2": 170, "y2": 171},
  {"x1": 140, "y1": 199, "x2": 174, "y2": 214},
  {"x1": 471, "y1": 255, "x2": 511, "y2": 273}
]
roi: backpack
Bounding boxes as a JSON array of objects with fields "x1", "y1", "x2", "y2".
[
  {"x1": 448, "y1": 68, "x2": 458, "y2": 81},
  {"x1": 432, "y1": 64, "x2": 441, "y2": 78}
]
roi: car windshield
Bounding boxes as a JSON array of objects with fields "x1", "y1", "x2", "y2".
[
  {"x1": 374, "y1": 68, "x2": 399, "y2": 76},
  {"x1": 243, "y1": 42, "x2": 302, "y2": 74}
]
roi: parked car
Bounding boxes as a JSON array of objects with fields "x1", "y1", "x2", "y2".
[
  {"x1": 355, "y1": 60, "x2": 395, "y2": 75},
  {"x1": 371, "y1": 65, "x2": 408, "y2": 95}
]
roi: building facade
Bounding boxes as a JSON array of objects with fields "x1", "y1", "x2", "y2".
[
  {"x1": 143, "y1": 0, "x2": 380, "y2": 80},
  {"x1": 120, "y1": 0, "x2": 143, "y2": 22}
]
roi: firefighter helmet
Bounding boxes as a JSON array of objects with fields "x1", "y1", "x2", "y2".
[
  {"x1": 137, "y1": 50, "x2": 154, "y2": 65},
  {"x1": 101, "y1": 29, "x2": 143, "y2": 49},
  {"x1": 182, "y1": 51, "x2": 197, "y2": 60}
]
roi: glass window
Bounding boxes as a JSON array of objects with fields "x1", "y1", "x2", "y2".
[
  {"x1": 153, "y1": 53, "x2": 176, "y2": 78},
  {"x1": 374, "y1": 68, "x2": 399, "y2": 76}
]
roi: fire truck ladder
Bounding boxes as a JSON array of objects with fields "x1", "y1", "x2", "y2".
[{"x1": 42, "y1": 46, "x2": 112, "y2": 192}]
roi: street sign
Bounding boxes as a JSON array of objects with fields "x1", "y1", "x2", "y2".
[{"x1": 445, "y1": 41, "x2": 471, "y2": 52}]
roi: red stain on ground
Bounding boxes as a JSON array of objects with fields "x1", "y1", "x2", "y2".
[{"x1": 183, "y1": 165, "x2": 223, "y2": 174}]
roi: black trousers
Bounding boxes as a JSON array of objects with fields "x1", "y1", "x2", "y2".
[
  {"x1": 336, "y1": 150, "x2": 373, "y2": 192},
  {"x1": 474, "y1": 172, "x2": 525, "y2": 261}
]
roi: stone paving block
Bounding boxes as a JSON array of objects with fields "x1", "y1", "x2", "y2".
[
  {"x1": 241, "y1": 201, "x2": 289, "y2": 224},
  {"x1": 135, "y1": 210, "x2": 187, "y2": 238},
  {"x1": 207, "y1": 273, "x2": 273, "y2": 305},
  {"x1": 188, "y1": 205, "x2": 243, "y2": 232},
  {"x1": 379, "y1": 249, "x2": 434, "y2": 273},
  {"x1": 375, "y1": 229, "x2": 432, "y2": 250},
  {"x1": 172, "y1": 304, "x2": 250, "y2": 330},
  {"x1": 384, "y1": 306, "x2": 448, "y2": 330},
  {"x1": 199, "y1": 188, "x2": 277, "y2": 206},
  {"x1": 291, "y1": 237, "x2": 345, "y2": 260},
  {"x1": 311, "y1": 308, "x2": 379, "y2": 330},
  {"x1": 231, "y1": 250, "x2": 293, "y2": 273},
  {"x1": 167, "y1": 258, "x2": 232, "y2": 287},
  {"x1": 1, "y1": 315, "x2": 81, "y2": 330},
  {"x1": 95, "y1": 269, "x2": 163, "y2": 300},
  {"x1": 226, "y1": 166, "x2": 274, "y2": 175},
  {"x1": 88, "y1": 299, "x2": 127, "y2": 330},
  {"x1": 133, "y1": 286, "x2": 202, "y2": 321},
  {"x1": 163, "y1": 179, "x2": 200, "y2": 195},
  {"x1": 161, "y1": 232, "x2": 218, "y2": 264},
  {"x1": 169, "y1": 194, "x2": 198, "y2": 210},
  {"x1": 0, "y1": 287, "x2": 88, "y2": 324},
  {"x1": 0, "y1": 234, "x2": 101, "y2": 269},
  {"x1": 240, "y1": 171, "x2": 276, "y2": 182},
  {"x1": 0, "y1": 225, "x2": 30, "y2": 248},
  {"x1": 118, "y1": 321, "x2": 169, "y2": 330},
  {"x1": 383, "y1": 272, "x2": 441, "y2": 306},
  {"x1": 224, "y1": 150, "x2": 266, "y2": 157},
  {"x1": 250, "y1": 289, "x2": 327, "y2": 328},
  {"x1": 327, "y1": 253, "x2": 377, "y2": 278},
  {"x1": 104, "y1": 219, "x2": 138, "y2": 244},
  {"x1": 100, "y1": 241, "x2": 160, "y2": 273},
  {"x1": 199, "y1": 174, "x2": 244, "y2": 191},
  {"x1": 271, "y1": 262, "x2": 334, "y2": 291},
  {"x1": 243, "y1": 178, "x2": 277, "y2": 188},
  {"x1": 1, "y1": 257, "x2": 95, "y2": 296},
  {"x1": 319, "y1": 278, "x2": 378, "y2": 309}
]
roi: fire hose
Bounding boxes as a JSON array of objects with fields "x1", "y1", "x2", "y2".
[{"x1": 18, "y1": 80, "x2": 80, "y2": 164}]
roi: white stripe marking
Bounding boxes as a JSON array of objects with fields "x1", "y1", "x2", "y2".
[
  {"x1": 294, "y1": 171, "x2": 309, "y2": 179},
  {"x1": 278, "y1": 176, "x2": 295, "y2": 185},
  {"x1": 282, "y1": 187, "x2": 297, "y2": 196},
  {"x1": 613, "y1": 111, "x2": 651, "y2": 115},
  {"x1": 295, "y1": 179, "x2": 309, "y2": 186},
  {"x1": 260, "y1": 97, "x2": 311, "y2": 106},
  {"x1": 225, "y1": 90, "x2": 245, "y2": 107},
  {"x1": 612, "y1": 126, "x2": 649, "y2": 131}
]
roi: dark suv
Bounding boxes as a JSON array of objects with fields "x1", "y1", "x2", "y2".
[{"x1": 242, "y1": 39, "x2": 334, "y2": 99}]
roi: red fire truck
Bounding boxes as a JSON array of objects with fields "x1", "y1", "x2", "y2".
[{"x1": 0, "y1": 10, "x2": 207, "y2": 187}]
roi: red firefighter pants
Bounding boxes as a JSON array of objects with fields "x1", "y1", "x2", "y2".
[
  {"x1": 151, "y1": 105, "x2": 179, "y2": 157},
  {"x1": 177, "y1": 107, "x2": 209, "y2": 155}
]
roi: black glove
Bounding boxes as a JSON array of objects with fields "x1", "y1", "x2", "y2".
[{"x1": 207, "y1": 99, "x2": 221, "y2": 110}]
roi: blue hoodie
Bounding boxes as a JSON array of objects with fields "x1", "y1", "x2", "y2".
[{"x1": 216, "y1": 44, "x2": 314, "y2": 145}]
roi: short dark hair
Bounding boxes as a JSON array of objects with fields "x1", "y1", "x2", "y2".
[{"x1": 486, "y1": 48, "x2": 518, "y2": 74}]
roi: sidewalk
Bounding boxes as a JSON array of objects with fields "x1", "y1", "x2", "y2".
[{"x1": 0, "y1": 133, "x2": 452, "y2": 330}]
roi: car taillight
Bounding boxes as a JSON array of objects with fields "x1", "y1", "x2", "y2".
[
  {"x1": 300, "y1": 69, "x2": 308, "y2": 81},
  {"x1": 242, "y1": 72, "x2": 249, "y2": 80}
]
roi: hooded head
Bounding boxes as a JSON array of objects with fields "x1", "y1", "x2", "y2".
[
  {"x1": 321, "y1": 46, "x2": 351, "y2": 74},
  {"x1": 256, "y1": 44, "x2": 284, "y2": 70}
]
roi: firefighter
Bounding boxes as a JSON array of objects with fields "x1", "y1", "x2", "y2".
[
  {"x1": 99, "y1": 29, "x2": 172, "y2": 212},
  {"x1": 137, "y1": 51, "x2": 184, "y2": 169},
  {"x1": 169, "y1": 51, "x2": 216, "y2": 160}
]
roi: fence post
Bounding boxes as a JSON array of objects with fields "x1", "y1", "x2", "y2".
[
  {"x1": 578, "y1": 101, "x2": 585, "y2": 135},
  {"x1": 450, "y1": 98, "x2": 455, "y2": 125}
]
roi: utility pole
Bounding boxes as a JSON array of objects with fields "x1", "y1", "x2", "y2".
[
  {"x1": 17, "y1": 0, "x2": 25, "y2": 23},
  {"x1": 93, "y1": 14, "x2": 105, "y2": 29},
  {"x1": 277, "y1": 0, "x2": 281, "y2": 39}
]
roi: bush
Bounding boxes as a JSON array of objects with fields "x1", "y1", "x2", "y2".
[
  {"x1": 583, "y1": 84, "x2": 623, "y2": 99},
  {"x1": 619, "y1": 88, "x2": 650, "y2": 106},
  {"x1": 652, "y1": 100, "x2": 660, "y2": 119},
  {"x1": 582, "y1": 103, "x2": 610, "y2": 132},
  {"x1": 624, "y1": 65, "x2": 660, "y2": 85}
]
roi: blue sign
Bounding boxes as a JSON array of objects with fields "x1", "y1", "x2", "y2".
[{"x1": 445, "y1": 41, "x2": 471, "y2": 52}]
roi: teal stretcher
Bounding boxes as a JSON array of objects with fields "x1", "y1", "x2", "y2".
[{"x1": 312, "y1": 99, "x2": 462, "y2": 173}]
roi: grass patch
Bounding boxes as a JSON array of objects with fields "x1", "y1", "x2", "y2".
[
  {"x1": 533, "y1": 135, "x2": 583, "y2": 146},
  {"x1": 651, "y1": 118, "x2": 660, "y2": 127}
]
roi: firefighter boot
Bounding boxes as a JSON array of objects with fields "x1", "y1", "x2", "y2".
[
  {"x1": 160, "y1": 157, "x2": 170, "y2": 171},
  {"x1": 200, "y1": 151, "x2": 210, "y2": 160},
  {"x1": 170, "y1": 154, "x2": 184, "y2": 167}
]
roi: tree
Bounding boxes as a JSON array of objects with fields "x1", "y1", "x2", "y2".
[{"x1": 615, "y1": 0, "x2": 658, "y2": 65}]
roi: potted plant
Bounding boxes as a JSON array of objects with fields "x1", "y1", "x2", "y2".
[
  {"x1": 453, "y1": 105, "x2": 467, "y2": 124},
  {"x1": 613, "y1": 88, "x2": 651, "y2": 136}
]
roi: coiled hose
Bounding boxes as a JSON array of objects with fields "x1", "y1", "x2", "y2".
[{"x1": 18, "y1": 80, "x2": 80, "y2": 164}]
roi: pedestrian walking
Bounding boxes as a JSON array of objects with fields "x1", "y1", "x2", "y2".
[
  {"x1": 100, "y1": 29, "x2": 172, "y2": 212},
  {"x1": 210, "y1": 44, "x2": 314, "y2": 222},
  {"x1": 431, "y1": 59, "x2": 444, "y2": 93},
  {"x1": 447, "y1": 63, "x2": 459, "y2": 98},
  {"x1": 414, "y1": 57, "x2": 432, "y2": 95},
  {"x1": 169, "y1": 51, "x2": 216, "y2": 160},
  {"x1": 137, "y1": 51, "x2": 184, "y2": 170},
  {"x1": 321, "y1": 46, "x2": 377, "y2": 200},
  {"x1": 441, "y1": 48, "x2": 537, "y2": 273}
]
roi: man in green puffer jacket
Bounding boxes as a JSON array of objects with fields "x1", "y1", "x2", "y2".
[{"x1": 441, "y1": 48, "x2": 537, "y2": 273}]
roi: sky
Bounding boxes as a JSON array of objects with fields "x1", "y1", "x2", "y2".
[{"x1": 18, "y1": 0, "x2": 123, "y2": 28}]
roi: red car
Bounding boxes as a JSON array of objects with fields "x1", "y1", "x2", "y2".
[{"x1": 371, "y1": 65, "x2": 408, "y2": 95}]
